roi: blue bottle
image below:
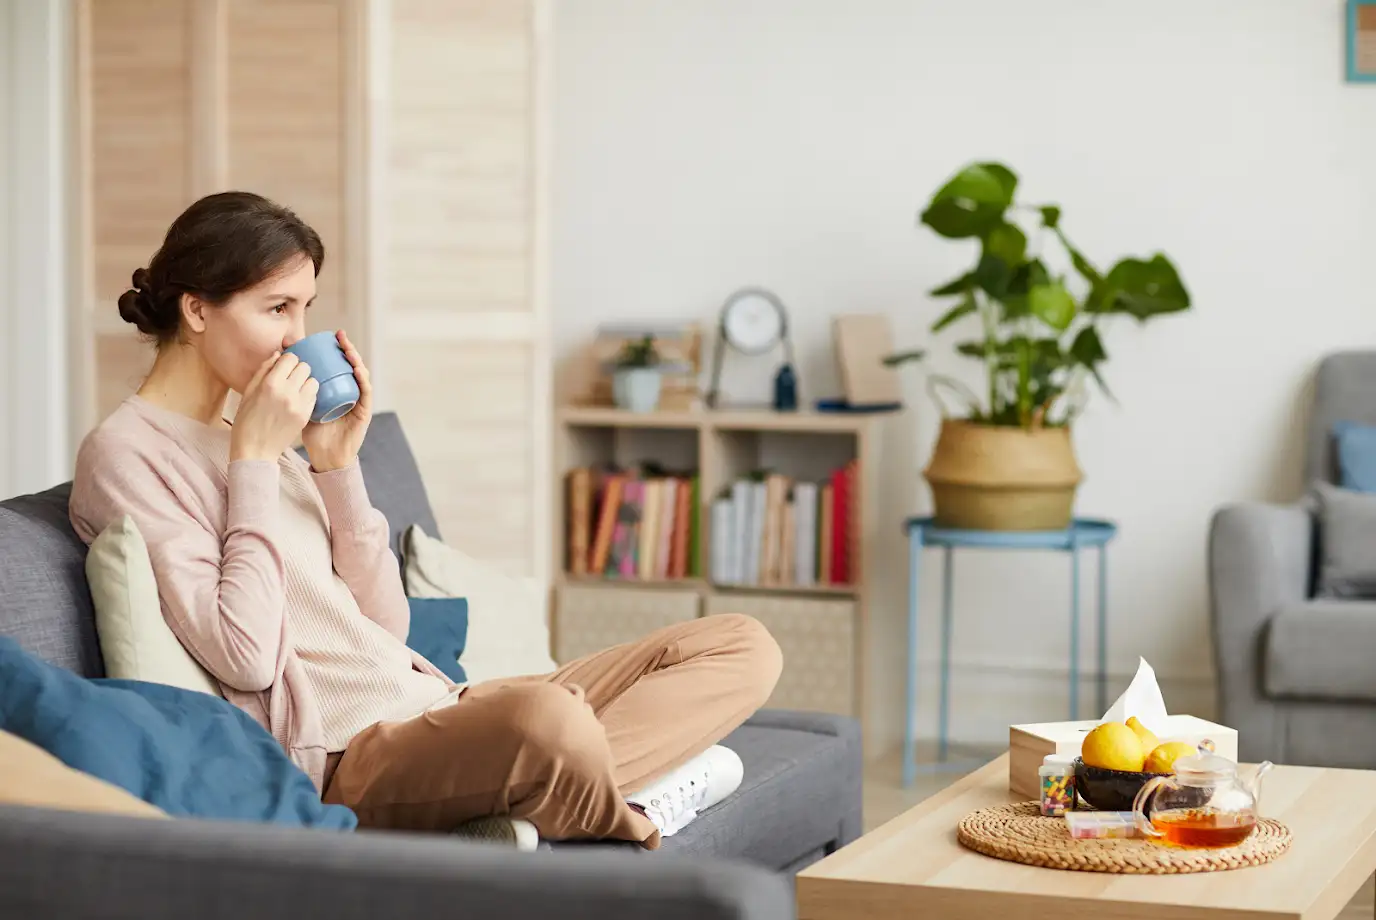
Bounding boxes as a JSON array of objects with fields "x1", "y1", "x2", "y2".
[{"x1": 773, "y1": 363, "x2": 798, "y2": 412}]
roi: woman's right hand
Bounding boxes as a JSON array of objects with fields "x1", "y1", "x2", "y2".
[{"x1": 229, "y1": 352, "x2": 319, "y2": 463}]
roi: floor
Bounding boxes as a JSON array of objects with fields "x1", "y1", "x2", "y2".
[{"x1": 862, "y1": 744, "x2": 1375, "y2": 920}]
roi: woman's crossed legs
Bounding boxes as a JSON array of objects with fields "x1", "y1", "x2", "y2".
[{"x1": 322, "y1": 613, "x2": 783, "y2": 848}]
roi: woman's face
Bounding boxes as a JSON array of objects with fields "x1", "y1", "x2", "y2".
[{"x1": 185, "y1": 255, "x2": 317, "y2": 394}]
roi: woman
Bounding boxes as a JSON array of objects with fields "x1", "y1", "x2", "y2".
[{"x1": 69, "y1": 192, "x2": 781, "y2": 849}]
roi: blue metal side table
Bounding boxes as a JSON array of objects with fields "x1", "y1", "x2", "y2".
[{"x1": 901, "y1": 516, "x2": 1118, "y2": 787}]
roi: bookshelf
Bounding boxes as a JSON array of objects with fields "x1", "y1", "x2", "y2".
[{"x1": 551, "y1": 404, "x2": 904, "y2": 748}]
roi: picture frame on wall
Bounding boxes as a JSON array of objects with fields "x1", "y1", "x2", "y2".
[{"x1": 1349, "y1": 0, "x2": 1376, "y2": 83}]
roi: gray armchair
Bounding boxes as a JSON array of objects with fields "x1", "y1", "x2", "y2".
[{"x1": 1209, "y1": 352, "x2": 1376, "y2": 767}]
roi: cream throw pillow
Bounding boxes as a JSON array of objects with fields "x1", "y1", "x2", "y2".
[
  {"x1": 402, "y1": 525, "x2": 557, "y2": 683},
  {"x1": 86, "y1": 515, "x2": 221, "y2": 697}
]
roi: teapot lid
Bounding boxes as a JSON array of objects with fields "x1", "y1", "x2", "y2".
[{"x1": 1173, "y1": 743, "x2": 1236, "y2": 779}]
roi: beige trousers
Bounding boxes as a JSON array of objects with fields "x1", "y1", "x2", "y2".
[{"x1": 322, "y1": 613, "x2": 782, "y2": 848}]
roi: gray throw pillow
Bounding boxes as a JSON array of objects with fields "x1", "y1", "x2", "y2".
[{"x1": 1313, "y1": 481, "x2": 1376, "y2": 598}]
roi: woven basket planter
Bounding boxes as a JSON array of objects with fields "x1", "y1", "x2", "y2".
[{"x1": 924, "y1": 420, "x2": 1083, "y2": 531}]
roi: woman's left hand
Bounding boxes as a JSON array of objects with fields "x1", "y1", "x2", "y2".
[{"x1": 301, "y1": 330, "x2": 374, "y2": 472}]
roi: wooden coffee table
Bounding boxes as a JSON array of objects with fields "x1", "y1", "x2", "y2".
[{"x1": 798, "y1": 753, "x2": 1376, "y2": 920}]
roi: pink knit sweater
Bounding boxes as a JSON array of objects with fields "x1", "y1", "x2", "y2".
[{"x1": 68, "y1": 396, "x2": 452, "y2": 790}]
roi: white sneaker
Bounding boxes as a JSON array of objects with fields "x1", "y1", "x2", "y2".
[
  {"x1": 450, "y1": 816, "x2": 540, "y2": 851},
  {"x1": 625, "y1": 745, "x2": 744, "y2": 838}
]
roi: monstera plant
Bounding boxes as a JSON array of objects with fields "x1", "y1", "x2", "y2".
[{"x1": 886, "y1": 161, "x2": 1192, "y2": 530}]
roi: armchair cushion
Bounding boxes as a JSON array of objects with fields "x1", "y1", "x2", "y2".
[
  {"x1": 1313, "y1": 483, "x2": 1376, "y2": 598},
  {"x1": 1333, "y1": 421, "x2": 1376, "y2": 492},
  {"x1": 1265, "y1": 599, "x2": 1376, "y2": 702}
]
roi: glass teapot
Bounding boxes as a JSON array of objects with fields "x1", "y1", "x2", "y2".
[{"x1": 1131, "y1": 746, "x2": 1273, "y2": 848}]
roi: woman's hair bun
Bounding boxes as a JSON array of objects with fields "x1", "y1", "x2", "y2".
[{"x1": 117, "y1": 267, "x2": 170, "y2": 337}]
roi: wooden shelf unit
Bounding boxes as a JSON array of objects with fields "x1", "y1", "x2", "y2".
[{"x1": 551, "y1": 404, "x2": 901, "y2": 745}]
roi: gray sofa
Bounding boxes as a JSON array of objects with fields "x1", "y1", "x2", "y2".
[
  {"x1": 0, "y1": 411, "x2": 862, "y2": 919},
  {"x1": 1209, "y1": 352, "x2": 1376, "y2": 767}
]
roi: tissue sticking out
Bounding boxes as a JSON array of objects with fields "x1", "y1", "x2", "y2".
[{"x1": 1099, "y1": 657, "x2": 1170, "y2": 737}]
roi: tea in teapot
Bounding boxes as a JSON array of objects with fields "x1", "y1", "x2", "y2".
[{"x1": 1131, "y1": 745, "x2": 1272, "y2": 849}]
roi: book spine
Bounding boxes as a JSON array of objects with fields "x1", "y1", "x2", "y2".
[
  {"x1": 567, "y1": 467, "x2": 591, "y2": 575},
  {"x1": 589, "y1": 475, "x2": 624, "y2": 575},
  {"x1": 689, "y1": 475, "x2": 702, "y2": 577},
  {"x1": 846, "y1": 460, "x2": 860, "y2": 585},
  {"x1": 794, "y1": 481, "x2": 816, "y2": 587},
  {"x1": 780, "y1": 498, "x2": 795, "y2": 586},
  {"x1": 746, "y1": 481, "x2": 766, "y2": 585},
  {"x1": 727, "y1": 480, "x2": 748, "y2": 584},
  {"x1": 818, "y1": 482, "x2": 834, "y2": 584},
  {"x1": 710, "y1": 497, "x2": 733, "y2": 583},
  {"x1": 830, "y1": 466, "x2": 850, "y2": 584},
  {"x1": 760, "y1": 476, "x2": 779, "y2": 586},
  {"x1": 656, "y1": 479, "x2": 677, "y2": 579},
  {"x1": 617, "y1": 478, "x2": 644, "y2": 579},
  {"x1": 637, "y1": 479, "x2": 661, "y2": 580}
]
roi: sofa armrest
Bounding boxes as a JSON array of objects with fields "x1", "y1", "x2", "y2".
[
  {"x1": 1207, "y1": 500, "x2": 1314, "y2": 760},
  {"x1": 745, "y1": 708, "x2": 863, "y2": 848},
  {"x1": 0, "y1": 804, "x2": 793, "y2": 920}
]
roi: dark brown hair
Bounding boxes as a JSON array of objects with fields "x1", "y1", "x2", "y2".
[{"x1": 118, "y1": 191, "x2": 325, "y2": 344}]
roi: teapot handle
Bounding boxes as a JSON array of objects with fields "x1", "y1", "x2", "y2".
[{"x1": 1132, "y1": 776, "x2": 1169, "y2": 838}]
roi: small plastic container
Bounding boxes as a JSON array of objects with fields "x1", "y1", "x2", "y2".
[
  {"x1": 1065, "y1": 811, "x2": 1142, "y2": 839},
  {"x1": 1038, "y1": 754, "x2": 1075, "y2": 816}
]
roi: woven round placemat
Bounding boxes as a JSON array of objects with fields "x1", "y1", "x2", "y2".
[{"x1": 956, "y1": 802, "x2": 1292, "y2": 874}]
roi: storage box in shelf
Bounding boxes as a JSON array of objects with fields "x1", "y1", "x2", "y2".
[
  {"x1": 707, "y1": 592, "x2": 856, "y2": 717},
  {"x1": 553, "y1": 581, "x2": 700, "y2": 664},
  {"x1": 1008, "y1": 715, "x2": 1239, "y2": 800}
]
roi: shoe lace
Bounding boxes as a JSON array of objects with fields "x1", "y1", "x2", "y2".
[{"x1": 646, "y1": 766, "x2": 712, "y2": 830}]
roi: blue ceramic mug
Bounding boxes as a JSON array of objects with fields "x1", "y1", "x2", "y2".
[{"x1": 282, "y1": 331, "x2": 360, "y2": 424}]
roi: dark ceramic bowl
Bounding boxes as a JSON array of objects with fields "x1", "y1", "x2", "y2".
[{"x1": 1072, "y1": 757, "x2": 1170, "y2": 811}]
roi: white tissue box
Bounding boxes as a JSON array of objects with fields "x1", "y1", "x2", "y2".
[{"x1": 1008, "y1": 716, "x2": 1239, "y2": 800}]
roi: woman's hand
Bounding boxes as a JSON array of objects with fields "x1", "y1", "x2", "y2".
[
  {"x1": 229, "y1": 352, "x2": 318, "y2": 463},
  {"x1": 301, "y1": 329, "x2": 374, "y2": 472}
]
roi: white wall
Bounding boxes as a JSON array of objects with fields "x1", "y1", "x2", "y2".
[
  {"x1": 553, "y1": 0, "x2": 1376, "y2": 750},
  {"x1": 0, "y1": 0, "x2": 72, "y2": 499}
]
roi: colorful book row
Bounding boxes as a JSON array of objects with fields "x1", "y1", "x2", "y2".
[
  {"x1": 709, "y1": 461, "x2": 859, "y2": 588},
  {"x1": 565, "y1": 468, "x2": 701, "y2": 581}
]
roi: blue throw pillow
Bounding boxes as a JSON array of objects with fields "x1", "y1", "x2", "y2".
[
  {"x1": 0, "y1": 637, "x2": 355, "y2": 830},
  {"x1": 406, "y1": 596, "x2": 468, "y2": 683},
  {"x1": 1334, "y1": 421, "x2": 1376, "y2": 492}
]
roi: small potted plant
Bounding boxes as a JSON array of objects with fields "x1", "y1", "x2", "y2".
[
  {"x1": 612, "y1": 334, "x2": 663, "y2": 412},
  {"x1": 886, "y1": 160, "x2": 1192, "y2": 530}
]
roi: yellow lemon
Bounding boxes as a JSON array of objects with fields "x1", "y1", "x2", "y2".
[
  {"x1": 1081, "y1": 722, "x2": 1145, "y2": 772},
  {"x1": 1126, "y1": 716, "x2": 1159, "y2": 754},
  {"x1": 1144, "y1": 741, "x2": 1197, "y2": 774}
]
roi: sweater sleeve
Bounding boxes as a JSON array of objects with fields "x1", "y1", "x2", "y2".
[
  {"x1": 70, "y1": 439, "x2": 288, "y2": 693},
  {"x1": 310, "y1": 462, "x2": 411, "y2": 642}
]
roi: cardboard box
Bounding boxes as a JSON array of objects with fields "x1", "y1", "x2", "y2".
[{"x1": 1008, "y1": 715, "x2": 1239, "y2": 800}]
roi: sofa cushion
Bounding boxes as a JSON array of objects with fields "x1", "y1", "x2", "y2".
[
  {"x1": 0, "y1": 484, "x2": 104, "y2": 677},
  {"x1": 345, "y1": 412, "x2": 443, "y2": 559},
  {"x1": 1265, "y1": 599, "x2": 1376, "y2": 702},
  {"x1": 405, "y1": 597, "x2": 469, "y2": 683},
  {"x1": 86, "y1": 515, "x2": 220, "y2": 696},
  {"x1": 403, "y1": 525, "x2": 556, "y2": 682}
]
